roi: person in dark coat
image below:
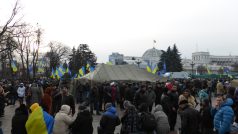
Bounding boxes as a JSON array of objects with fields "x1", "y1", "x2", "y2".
[
  {"x1": 51, "y1": 85, "x2": 61, "y2": 116},
  {"x1": 199, "y1": 99, "x2": 213, "y2": 134},
  {"x1": 89, "y1": 86, "x2": 100, "y2": 115},
  {"x1": 99, "y1": 103, "x2": 120, "y2": 134},
  {"x1": 70, "y1": 105, "x2": 93, "y2": 134},
  {"x1": 154, "y1": 82, "x2": 164, "y2": 106},
  {"x1": 133, "y1": 85, "x2": 148, "y2": 109},
  {"x1": 11, "y1": 104, "x2": 28, "y2": 134},
  {"x1": 61, "y1": 86, "x2": 75, "y2": 116},
  {"x1": 120, "y1": 101, "x2": 139, "y2": 134},
  {"x1": 167, "y1": 85, "x2": 179, "y2": 131},
  {"x1": 179, "y1": 100, "x2": 200, "y2": 134}
]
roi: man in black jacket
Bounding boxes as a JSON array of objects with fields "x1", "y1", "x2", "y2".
[
  {"x1": 11, "y1": 104, "x2": 28, "y2": 134},
  {"x1": 70, "y1": 105, "x2": 93, "y2": 134},
  {"x1": 179, "y1": 100, "x2": 200, "y2": 134},
  {"x1": 61, "y1": 86, "x2": 75, "y2": 116}
]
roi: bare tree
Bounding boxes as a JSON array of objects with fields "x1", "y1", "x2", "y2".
[
  {"x1": 45, "y1": 41, "x2": 70, "y2": 71},
  {"x1": 0, "y1": 0, "x2": 22, "y2": 48},
  {"x1": 15, "y1": 23, "x2": 35, "y2": 79}
]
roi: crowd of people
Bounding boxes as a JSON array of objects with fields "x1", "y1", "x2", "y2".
[{"x1": 0, "y1": 78, "x2": 238, "y2": 134}]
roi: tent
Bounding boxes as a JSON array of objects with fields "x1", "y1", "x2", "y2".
[{"x1": 76, "y1": 64, "x2": 165, "y2": 83}]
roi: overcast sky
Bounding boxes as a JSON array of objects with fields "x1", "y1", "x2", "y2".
[{"x1": 1, "y1": 0, "x2": 238, "y2": 63}]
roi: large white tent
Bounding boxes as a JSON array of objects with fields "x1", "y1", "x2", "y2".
[{"x1": 77, "y1": 64, "x2": 164, "y2": 83}]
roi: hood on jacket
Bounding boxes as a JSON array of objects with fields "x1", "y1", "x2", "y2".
[
  {"x1": 154, "y1": 105, "x2": 163, "y2": 113},
  {"x1": 104, "y1": 106, "x2": 117, "y2": 117},
  {"x1": 60, "y1": 105, "x2": 71, "y2": 114},
  {"x1": 221, "y1": 98, "x2": 233, "y2": 107}
]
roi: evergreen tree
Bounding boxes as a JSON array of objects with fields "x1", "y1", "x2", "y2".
[
  {"x1": 68, "y1": 44, "x2": 97, "y2": 75},
  {"x1": 158, "y1": 44, "x2": 183, "y2": 72},
  {"x1": 171, "y1": 44, "x2": 183, "y2": 72}
]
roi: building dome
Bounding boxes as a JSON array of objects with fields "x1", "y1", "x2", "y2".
[{"x1": 142, "y1": 47, "x2": 162, "y2": 61}]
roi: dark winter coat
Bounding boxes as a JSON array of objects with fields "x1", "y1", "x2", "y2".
[
  {"x1": 70, "y1": 110, "x2": 93, "y2": 134},
  {"x1": 154, "y1": 87, "x2": 163, "y2": 105},
  {"x1": 100, "y1": 107, "x2": 120, "y2": 134},
  {"x1": 62, "y1": 94, "x2": 75, "y2": 115},
  {"x1": 120, "y1": 106, "x2": 139, "y2": 134},
  {"x1": 134, "y1": 89, "x2": 148, "y2": 108},
  {"x1": 214, "y1": 98, "x2": 234, "y2": 134},
  {"x1": 145, "y1": 90, "x2": 156, "y2": 106},
  {"x1": 180, "y1": 105, "x2": 200, "y2": 134},
  {"x1": 125, "y1": 87, "x2": 136, "y2": 102},
  {"x1": 11, "y1": 107, "x2": 28, "y2": 134},
  {"x1": 200, "y1": 106, "x2": 213, "y2": 129}
]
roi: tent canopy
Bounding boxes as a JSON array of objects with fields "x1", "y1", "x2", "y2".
[{"x1": 78, "y1": 64, "x2": 164, "y2": 82}]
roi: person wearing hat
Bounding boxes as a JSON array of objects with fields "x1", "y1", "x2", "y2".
[
  {"x1": 53, "y1": 105, "x2": 73, "y2": 134},
  {"x1": 98, "y1": 103, "x2": 120, "y2": 134},
  {"x1": 17, "y1": 83, "x2": 26, "y2": 105},
  {"x1": 145, "y1": 84, "x2": 156, "y2": 112},
  {"x1": 134, "y1": 85, "x2": 148, "y2": 109},
  {"x1": 70, "y1": 105, "x2": 93, "y2": 134},
  {"x1": 179, "y1": 100, "x2": 200, "y2": 134},
  {"x1": 152, "y1": 104, "x2": 170, "y2": 134},
  {"x1": 179, "y1": 89, "x2": 196, "y2": 108},
  {"x1": 25, "y1": 103, "x2": 54, "y2": 134},
  {"x1": 120, "y1": 101, "x2": 139, "y2": 134}
]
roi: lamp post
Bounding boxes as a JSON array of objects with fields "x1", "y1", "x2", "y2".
[
  {"x1": 135, "y1": 59, "x2": 141, "y2": 67},
  {"x1": 190, "y1": 61, "x2": 195, "y2": 76}
]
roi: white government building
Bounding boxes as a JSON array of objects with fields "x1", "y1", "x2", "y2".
[
  {"x1": 109, "y1": 47, "x2": 163, "y2": 69},
  {"x1": 182, "y1": 52, "x2": 238, "y2": 73},
  {"x1": 109, "y1": 49, "x2": 237, "y2": 74}
]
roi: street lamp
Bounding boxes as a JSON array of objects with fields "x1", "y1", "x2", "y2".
[
  {"x1": 135, "y1": 59, "x2": 142, "y2": 67},
  {"x1": 190, "y1": 61, "x2": 195, "y2": 75}
]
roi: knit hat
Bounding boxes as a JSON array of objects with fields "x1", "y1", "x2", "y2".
[
  {"x1": 30, "y1": 103, "x2": 40, "y2": 112},
  {"x1": 165, "y1": 82, "x2": 173, "y2": 91},
  {"x1": 105, "y1": 103, "x2": 112, "y2": 110}
]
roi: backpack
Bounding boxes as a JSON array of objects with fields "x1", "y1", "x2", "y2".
[{"x1": 140, "y1": 112, "x2": 157, "y2": 131}]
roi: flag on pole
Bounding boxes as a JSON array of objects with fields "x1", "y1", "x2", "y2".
[
  {"x1": 59, "y1": 65, "x2": 65, "y2": 75},
  {"x1": 206, "y1": 65, "x2": 211, "y2": 74},
  {"x1": 11, "y1": 61, "x2": 18, "y2": 72},
  {"x1": 146, "y1": 65, "x2": 152, "y2": 73},
  {"x1": 152, "y1": 65, "x2": 159, "y2": 74},
  {"x1": 162, "y1": 62, "x2": 167, "y2": 74},
  {"x1": 50, "y1": 68, "x2": 55, "y2": 79},
  {"x1": 79, "y1": 66, "x2": 85, "y2": 76},
  {"x1": 90, "y1": 66, "x2": 95, "y2": 72}
]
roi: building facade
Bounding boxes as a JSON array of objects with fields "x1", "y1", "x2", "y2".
[
  {"x1": 108, "y1": 47, "x2": 163, "y2": 69},
  {"x1": 192, "y1": 52, "x2": 238, "y2": 66},
  {"x1": 109, "y1": 52, "x2": 124, "y2": 65}
]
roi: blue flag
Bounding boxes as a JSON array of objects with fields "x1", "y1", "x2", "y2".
[{"x1": 162, "y1": 62, "x2": 167, "y2": 74}]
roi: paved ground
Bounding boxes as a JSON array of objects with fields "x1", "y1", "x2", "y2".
[{"x1": 2, "y1": 95, "x2": 215, "y2": 134}]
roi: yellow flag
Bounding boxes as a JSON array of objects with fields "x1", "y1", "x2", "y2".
[
  {"x1": 152, "y1": 66, "x2": 158, "y2": 74},
  {"x1": 206, "y1": 65, "x2": 211, "y2": 74},
  {"x1": 146, "y1": 66, "x2": 152, "y2": 73}
]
